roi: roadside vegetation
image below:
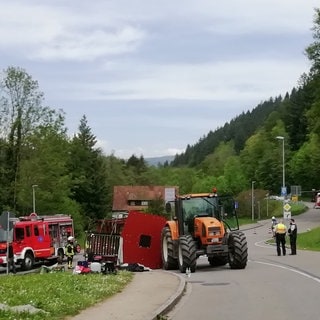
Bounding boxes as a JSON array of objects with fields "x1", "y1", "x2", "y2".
[
  {"x1": 264, "y1": 202, "x2": 320, "y2": 251},
  {"x1": 295, "y1": 227, "x2": 320, "y2": 251},
  {"x1": 0, "y1": 270, "x2": 133, "y2": 320},
  {"x1": 268, "y1": 225, "x2": 320, "y2": 252},
  {"x1": 238, "y1": 200, "x2": 308, "y2": 225}
]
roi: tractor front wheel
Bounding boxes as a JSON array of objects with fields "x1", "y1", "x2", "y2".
[
  {"x1": 178, "y1": 235, "x2": 197, "y2": 273},
  {"x1": 228, "y1": 231, "x2": 248, "y2": 269},
  {"x1": 161, "y1": 227, "x2": 178, "y2": 270}
]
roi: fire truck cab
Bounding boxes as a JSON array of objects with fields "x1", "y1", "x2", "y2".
[
  {"x1": 13, "y1": 219, "x2": 53, "y2": 270},
  {"x1": 0, "y1": 213, "x2": 76, "y2": 271}
]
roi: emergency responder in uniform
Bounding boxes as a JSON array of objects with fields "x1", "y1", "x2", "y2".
[
  {"x1": 65, "y1": 236, "x2": 75, "y2": 269},
  {"x1": 274, "y1": 219, "x2": 287, "y2": 256},
  {"x1": 8, "y1": 242, "x2": 16, "y2": 274},
  {"x1": 271, "y1": 216, "x2": 277, "y2": 236},
  {"x1": 288, "y1": 218, "x2": 297, "y2": 255}
]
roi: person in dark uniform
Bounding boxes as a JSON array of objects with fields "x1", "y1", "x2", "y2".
[
  {"x1": 274, "y1": 219, "x2": 287, "y2": 256},
  {"x1": 288, "y1": 218, "x2": 297, "y2": 255},
  {"x1": 8, "y1": 243, "x2": 16, "y2": 274}
]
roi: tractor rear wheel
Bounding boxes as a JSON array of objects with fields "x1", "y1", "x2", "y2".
[
  {"x1": 178, "y1": 235, "x2": 197, "y2": 273},
  {"x1": 161, "y1": 227, "x2": 178, "y2": 270},
  {"x1": 228, "y1": 231, "x2": 248, "y2": 269}
]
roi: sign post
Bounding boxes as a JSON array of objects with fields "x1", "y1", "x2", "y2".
[{"x1": 283, "y1": 203, "x2": 291, "y2": 221}]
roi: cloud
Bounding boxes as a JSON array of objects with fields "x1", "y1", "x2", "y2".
[
  {"x1": 34, "y1": 26, "x2": 146, "y2": 61},
  {"x1": 0, "y1": 1, "x2": 146, "y2": 61},
  {"x1": 50, "y1": 58, "x2": 308, "y2": 102},
  {"x1": 0, "y1": 0, "x2": 318, "y2": 159}
]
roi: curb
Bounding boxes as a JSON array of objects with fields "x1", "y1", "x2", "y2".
[{"x1": 150, "y1": 271, "x2": 187, "y2": 320}]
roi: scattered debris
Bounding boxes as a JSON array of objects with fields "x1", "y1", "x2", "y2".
[{"x1": 0, "y1": 303, "x2": 47, "y2": 314}]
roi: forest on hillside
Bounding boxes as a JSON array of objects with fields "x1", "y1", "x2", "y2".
[{"x1": 0, "y1": 9, "x2": 319, "y2": 231}]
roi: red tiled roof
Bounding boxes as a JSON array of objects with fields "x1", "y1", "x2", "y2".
[{"x1": 112, "y1": 185, "x2": 179, "y2": 211}]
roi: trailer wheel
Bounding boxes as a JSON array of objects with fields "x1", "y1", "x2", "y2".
[
  {"x1": 228, "y1": 231, "x2": 248, "y2": 269},
  {"x1": 178, "y1": 235, "x2": 197, "y2": 273},
  {"x1": 161, "y1": 227, "x2": 178, "y2": 270},
  {"x1": 22, "y1": 252, "x2": 34, "y2": 271}
]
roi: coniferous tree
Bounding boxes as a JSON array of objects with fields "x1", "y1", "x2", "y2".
[{"x1": 68, "y1": 115, "x2": 109, "y2": 223}]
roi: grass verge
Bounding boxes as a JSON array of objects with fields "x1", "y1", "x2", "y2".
[
  {"x1": 266, "y1": 226, "x2": 320, "y2": 252},
  {"x1": 0, "y1": 270, "x2": 133, "y2": 320}
]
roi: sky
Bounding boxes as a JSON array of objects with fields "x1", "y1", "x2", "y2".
[{"x1": 0, "y1": 1, "x2": 319, "y2": 159}]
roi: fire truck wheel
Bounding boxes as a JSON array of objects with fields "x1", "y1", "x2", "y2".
[
  {"x1": 178, "y1": 235, "x2": 197, "y2": 273},
  {"x1": 228, "y1": 231, "x2": 248, "y2": 269},
  {"x1": 161, "y1": 227, "x2": 178, "y2": 270},
  {"x1": 22, "y1": 252, "x2": 34, "y2": 271}
]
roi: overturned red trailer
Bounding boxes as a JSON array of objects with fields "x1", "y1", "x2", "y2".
[{"x1": 85, "y1": 211, "x2": 167, "y2": 269}]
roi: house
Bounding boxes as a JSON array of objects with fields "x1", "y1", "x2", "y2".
[{"x1": 112, "y1": 185, "x2": 179, "y2": 212}]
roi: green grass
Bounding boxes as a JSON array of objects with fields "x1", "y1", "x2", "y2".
[
  {"x1": 296, "y1": 226, "x2": 320, "y2": 251},
  {"x1": 266, "y1": 226, "x2": 320, "y2": 252},
  {"x1": 0, "y1": 270, "x2": 133, "y2": 319}
]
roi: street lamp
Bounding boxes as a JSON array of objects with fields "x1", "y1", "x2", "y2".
[
  {"x1": 276, "y1": 136, "x2": 285, "y2": 198},
  {"x1": 32, "y1": 185, "x2": 38, "y2": 213},
  {"x1": 251, "y1": 181, "x2": 256, "y2": 221}
]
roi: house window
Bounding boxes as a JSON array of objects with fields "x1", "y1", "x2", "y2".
[{"x1": 127, "y1": 200, "x2": 149, "y2": 206}]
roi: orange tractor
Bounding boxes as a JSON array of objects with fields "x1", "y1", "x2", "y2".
[{"x1": 161, "y1": 189, "x2": 248, "y2": 273}]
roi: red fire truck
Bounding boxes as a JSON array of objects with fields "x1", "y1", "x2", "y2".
[{"x1": 0, "y1": 213, "x2": 78, "y2": 271}]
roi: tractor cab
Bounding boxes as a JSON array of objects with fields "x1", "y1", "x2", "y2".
[{"x1": 167, "y1": 192, "x2": 240, "y2": 235}]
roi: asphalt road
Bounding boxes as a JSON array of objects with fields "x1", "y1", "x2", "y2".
[{"x1": 166, "y1": 202, "x2": 320, "y2": 320}]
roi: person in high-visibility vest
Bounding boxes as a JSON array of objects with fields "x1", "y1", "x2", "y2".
[
  {"x1": 65, "y1": 236, "x2": 75, "y2": 269},
  {"x1": 274, "y1": 220, "x2": 287, "y2": 256}
]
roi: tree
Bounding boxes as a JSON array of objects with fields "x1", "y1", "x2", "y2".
[
  {"x1": 305, "y1": 8, "x2": 320, "y2": 75},
  {"x1": 0, "y1": 66, "x2": 65, "y2": 212},
  {"x1": 68, "y1": 115, "x2": 109, "y2": 223}
]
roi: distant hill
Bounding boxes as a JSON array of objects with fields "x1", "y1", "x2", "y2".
[{"x1": 145, "y1": 155, "x2": 175, "y2": 166}]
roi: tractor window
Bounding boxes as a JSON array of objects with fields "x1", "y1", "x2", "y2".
[
  {"x1": 182, "y1": 198, "x2": 218, "y2": 223},
  {"x1": 218, "y1": 196, "x2": 239, "y2": 230}
]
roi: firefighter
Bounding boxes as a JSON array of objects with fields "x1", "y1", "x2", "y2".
[
  {"x1": 65, "y1": 236, "x2": 75, "y2": 269},
  {"x1": 274, "y1": 219, "x2": 287, "y2": 256}
]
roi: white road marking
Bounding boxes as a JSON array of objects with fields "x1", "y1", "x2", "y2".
[
  {"x1": 250, "y1": 260, "x2": 320, "y2": 284},
  {"x1": 254, "y1": 240, "x2": 274, "y2": 249}
]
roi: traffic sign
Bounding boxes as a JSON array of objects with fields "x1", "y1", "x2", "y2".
[
  {"x1": 281, "y1": 187, "x2": 287, "y2": 196},
  {"x1": 284, "y1": 211, "x2": 291, "y2": 220},
  {"x1": 283, "y1": 203, "x2": 291, "y2": 212}
]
